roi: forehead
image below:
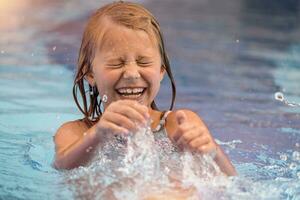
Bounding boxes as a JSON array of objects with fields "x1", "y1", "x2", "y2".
[{"x1": 97, "y1": 19, "x2": 158, "y2": 54}]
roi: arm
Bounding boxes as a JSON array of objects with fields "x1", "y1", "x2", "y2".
[
  {"x1": 214, "y1": 143, "x2": 237, "y2": 176},
  {"x1": 166, "y1": 109, "x2": 237, "y2": 176},
  {"x1": 53, "y1": 100, "x2": 149, "y2": 170},
  {"x1": 53, "y1": 121, "x2": 101, "y2": 169}
]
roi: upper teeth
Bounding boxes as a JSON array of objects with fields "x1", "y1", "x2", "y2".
[{"x1": 118, "y1": 88, "x2": 144, "y2": 94}]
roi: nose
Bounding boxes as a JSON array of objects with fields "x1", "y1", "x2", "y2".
[{"x1": 122, "y1": 61, "x2": 141, "y2": 80}]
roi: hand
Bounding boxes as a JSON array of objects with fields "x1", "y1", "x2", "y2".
[
  {"x1": 95, "y1": 100, "x2": 149, "y2": 138},
  {"x1": 172, "y1": 110, "x2": 217, "y2": 155}
]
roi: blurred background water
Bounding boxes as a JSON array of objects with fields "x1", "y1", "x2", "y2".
[{"x1": 0, "y1": 0, "x2": 299, "y2": 199}]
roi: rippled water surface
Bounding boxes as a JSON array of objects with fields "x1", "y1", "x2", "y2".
[{"x1": 0, "y1": 0, "x2": 300, "y2": 199}]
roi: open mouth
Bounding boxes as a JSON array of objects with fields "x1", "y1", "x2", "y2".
[{"x1": 116, "y1": 87, "x2": 146, "y2": 99}]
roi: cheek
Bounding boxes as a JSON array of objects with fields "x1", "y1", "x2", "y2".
[
  {"x1": 152, "y1": 68, "x2": 164, "y2": 83},
  {"x1": 145, "y1": 69, "x2": 162, "y2": 90},
  {"x1": 93, "y1": 70, "x2": 117, "y2": 94}
]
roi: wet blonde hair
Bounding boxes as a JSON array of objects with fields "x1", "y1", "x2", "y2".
[{"x1": 73, "y1": 1, "x2": 176, "y2": 125}]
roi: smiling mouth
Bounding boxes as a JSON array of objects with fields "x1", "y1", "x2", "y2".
[{"x1": 116, "y1": 87, "x2": 146, "y2": 99}]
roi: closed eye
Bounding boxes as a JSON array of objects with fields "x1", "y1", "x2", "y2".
[
  {"x1": 137, "y1": 61, "x2": 152, "y2": 67},
  {"x1": 107, "y1": 62, "x2": 124, "y2": 68}
]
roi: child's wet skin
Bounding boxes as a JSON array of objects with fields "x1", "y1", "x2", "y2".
[{"x1": 88, "y1": 20, "x2": 164, "y2": 109}]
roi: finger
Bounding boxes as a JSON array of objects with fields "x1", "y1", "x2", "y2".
[
  {"x1": 188, "y1": 136, "x2": 210, "y2": 151},
  {"x1": 172, "y1": 123, "x2": 195, "y2": 142},
  {"x1": 176, "y1": 110, "x2": 188, "y2": 125},
  {"x1": 176, "y1": 129, "x2": 199, "y2": 146},
  {"x1": 197, "y1": 142, "x2": 215, "y2": 154},
  {"x1": 177, "y1": 125, "x2": 206, "y2": 142},
  {"x1": 98, "y1": 120, "x2": 129, "y2": 136},
  {"x1": 103, "y1": 111, "x2": 136, "y2": 131},
  {"x1": 110, "y1": 104, "x2": 147, "y2": 125},
  {"x1": 171, "y1": 129, "x2": 181, "y2": 144},
  {"x1": 121, "y1": 100, "x2": 150, "y2": 119}
]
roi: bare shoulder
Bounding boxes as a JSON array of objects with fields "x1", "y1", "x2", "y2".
[
  {"x1": 55, "y1": 120, "x2": 89, "y2": 138},
  {"x1": 54, "y1": 120, "x2": 89, "y2": 152}
]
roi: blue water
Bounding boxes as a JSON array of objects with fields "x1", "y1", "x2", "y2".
[{"x1": 0, "y1": 0, "x2": 300, "y2": 199}]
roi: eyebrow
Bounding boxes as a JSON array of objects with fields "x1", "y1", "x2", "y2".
[
  {"x1": 104, "y1": 55, "x2": 153, "y2": 61},
  {"x1": 136, "y1": 55, "x2": 153, "y2": 60}
]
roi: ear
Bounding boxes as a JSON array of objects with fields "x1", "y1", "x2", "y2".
[
  {"x1": 160, "y1": 65, "x2": 166, "y2": 81},
  {"x1": 85, "y1": 71, "x2": 96, "y2": 86}
]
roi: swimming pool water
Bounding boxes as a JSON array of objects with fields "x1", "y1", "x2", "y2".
[{"x1": 0, "y1": 0, "x2": 300, "y2": 199}]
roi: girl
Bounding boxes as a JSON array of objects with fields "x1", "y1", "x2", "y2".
[{"x1": 53, "y1": 1, "x2": 236, "y2": 177}]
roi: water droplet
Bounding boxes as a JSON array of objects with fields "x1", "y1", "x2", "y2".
[
  {"x1": 297, "y1": 172, "x2": 300, "y2": 179},
  {"x1": 102, "y1": 94, "x2": 108, "y2": 103},
  {"x1": 274, "y1": 92, "x2": 284, "y2": 101},
  {"x1": 86, "y1": 146, "x2": 93, "y2": 153},
  {"x1": 52, "y1": 46, "x2": 56, "y2": 51},
  {"x1": 164, "y1": 166, "x2": 170, "y2": 173},
  {"x1": 292, "y1": 151, "x2": 300, "y2": 161},
  {"x1": 280, "y1": 154, "x2": 288, "y2": 161},
  {"x1": 31, "y1": 53, "x2": 34, "y2": 57},
  {"x1": 1, "y1": 50, "x2": 5, "y2": 54},
  {"x1": 274, "y1": 92, "x2": 300, "y2": 107},
  {"x1": 296, "y1": 143, "x2": 300, "y2": 148},
  {"x1": 56, "y1": 115, "x2": 61, "y2": 120},
  {"x1": 236, "y1": 39, "x2": 239, "y2": 43},
  {"x1": 289, "y1": 162, "x2": 297, "y2": 170}
]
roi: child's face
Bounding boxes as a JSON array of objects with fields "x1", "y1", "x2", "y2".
[{"x1": 88, "y1": 20, "x2": 164, "y2": 109}]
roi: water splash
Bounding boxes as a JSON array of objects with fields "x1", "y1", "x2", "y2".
[
  {"x1": 23, "y1": 138, "x2": 43, "y2": 171},
  {"x1": 63, "y1": 121, "x2": 300, "y2": 199},
  {"x1": 215, "y1": 139, "x2": 242, "y2": 149},
  {"x1": 274, "y1": 92, "x2": 300, "y2": 107},
  {"x1": 65, "y1": 122, "x2": 224, "y2": 199}
]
